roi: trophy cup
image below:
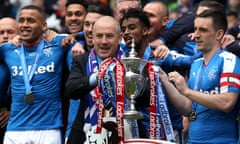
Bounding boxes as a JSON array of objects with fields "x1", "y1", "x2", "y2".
[{"x1": 121, "y1": 39, "x2": 147, "y2": 120}]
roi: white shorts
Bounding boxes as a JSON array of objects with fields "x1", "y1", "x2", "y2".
[{"x1": 3, "y1": 129, "x2": 61, "y2": 144}]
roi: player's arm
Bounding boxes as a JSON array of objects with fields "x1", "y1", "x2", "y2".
[
  {"x1": 170, "y1": 50, "x2": 202, "y2": 68},
  {"x1": 61, "y1": 31, "x2": 85, "y2": 48},
  {"x1": 168, "y1": 69, "x2": 239, "y2": 112},
  {"x1": 159, "y1": 68, "x2": 192, "y2": 116},
  {"x1": 0, "y1": 43, "x2": 11, "y2": 61},
  {"x1": 159, "y1": 13, "x2": 195, "y2": 45}
]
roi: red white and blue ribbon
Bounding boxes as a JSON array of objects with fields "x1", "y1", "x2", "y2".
[
  {"x1": 147, "y1": 62, "x2": 175, "y2": 141},
  {"x1": 96, "y1": 57, "x2": 125, "y2": 144}
]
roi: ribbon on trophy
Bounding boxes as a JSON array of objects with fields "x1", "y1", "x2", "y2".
[
  {"x1": 101, "y1": 62, "x2": 117, "y2": 116},
  {"x1": 146, "y1": 62, "x2": 175, "y2": 142},
  {"x1": 96, "y1": 57, "x2": 125, "y2": 144},
  {"x1": 100, "y1": 63, "x2": 140, "y2": 139}
]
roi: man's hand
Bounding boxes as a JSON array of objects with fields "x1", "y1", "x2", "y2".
[
  {"x1": 61, "y1": 33, "x2": 81, "y2": 48},
  {"x1": 149, "y1": 39, "x2": 164, "y2": 48},
  {"x1": 152, "y1": 44, "x2": 169, "y2": 60},
  {"x1": 72, "y1": 42, "x2": 85, "y2": 56},
  {"x1": 221, "y1": 34, "x2": 235, "y2": 48},
  {"x1": 158, "y1": 67, "x2": 169, "y2": 82},
  {"x1": 61, "y1": 34, "x2": 76, "y2": 48},
  {"x1": 0, "y1": 108, "x2": 10, "y2": 128},
  {"x1": 44, "y1": 29, "x2": 58, "y2": 42},
  {"x1": 188, "y1": 32, "x2": 195, "y2": 40},
  {"x1": 168, "y1": 71, "x2": 188, "y2": 95},
  {"x1": 9, "y1": 29, "x2": 58, "y2": 47},
  {"x1": 8, "y1": 35, "x2": 21, "y2": 46}
]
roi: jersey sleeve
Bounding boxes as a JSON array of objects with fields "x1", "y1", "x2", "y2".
[
  {"x1": 0, "y1": 43, "x2": 17, "y2": 61},
  {"x1": 220, "y1": 52, "x2": 240, "y2": 93},
  {"x1": 0, "y1": 43, "x2": 8, "y2": 60},
  {"x1": 170, "y1": 50, "x2": 202, "y2": 68}
]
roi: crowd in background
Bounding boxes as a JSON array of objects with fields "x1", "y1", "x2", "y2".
[{"x1": 1, "y1": 0, "x2": 239, "y2": 34}]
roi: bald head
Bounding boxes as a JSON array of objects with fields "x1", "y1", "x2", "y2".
[
  {"x1": 0, "y1": 17, "x2": 17, "y2": 24},
  {"x1": 143, "y1": 1, "x2": 169, "y2": 41},
  {"x1": 93, "y1": 16, "x2": 120, "y2": 34},
  {"x1": 114, "y1": 0, "x2": 140, "y2": 21},
  {"x1": 0, "y1": 17, "x2": 18, "y2": 44},
  {"x1": 144, "y1": 1, "x2": 168, "y2": 18},
  {"x1": 93, "y1": 16, "x2": 122, "y2": 60}
]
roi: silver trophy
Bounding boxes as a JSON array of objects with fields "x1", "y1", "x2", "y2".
[{"x1": 121, "y1": 39, "x2": 147, "y2": 120}]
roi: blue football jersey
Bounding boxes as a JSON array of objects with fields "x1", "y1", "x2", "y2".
[
  {"x1": 187, "y1": 49, "x2": 240, "y2": 143},
  {"x1": 0, "y1": 35, "x2": 71, "y2": 130}
]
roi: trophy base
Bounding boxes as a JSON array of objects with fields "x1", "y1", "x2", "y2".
[{"x1": 124, "y1": 111, "x2": 144, "y2": 120}]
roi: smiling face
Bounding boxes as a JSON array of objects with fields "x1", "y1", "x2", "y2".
[
  {"x1": 93, "y1": 17, "x2": 122, "y2": 60},
  {"x1": 121, "y1": 18, "x2": 148, "y2": 49},
  {"x1": 65, "y1": 4, "x2": 86, "y2": 33},
  {"x1": 83, "y1": 12, "x2": 103, "y2": 49},
  {"x1": 17, "y1": 9, "x2": 47, "y2": 46}
]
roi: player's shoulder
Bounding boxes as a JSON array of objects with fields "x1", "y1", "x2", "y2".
[
  {"x1": 220, "y1": 50, "x2": 238, "y2": 58},
  {"x1": 219, "y1": 50, "x2": 240, "y2": 63},
  {"x1": 0, "y1": 42, "x2": 18, "y2": 51},
  {"x1": 192, "y1": 57, "x2": 204, "y2": 64},
  {"x1": 1, "y1": 42, "x2": 17, "y2": 47},
  {"x1": 45, "y1": 34, "x2": 69, "y2": 48},
  {"x1": 49, "y1": 33, "x2": 69, "y2": 43}
]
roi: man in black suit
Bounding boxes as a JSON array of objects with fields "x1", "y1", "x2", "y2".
[{"x1": 65, "y1": 16, "x2": 124, "y2": 144}]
